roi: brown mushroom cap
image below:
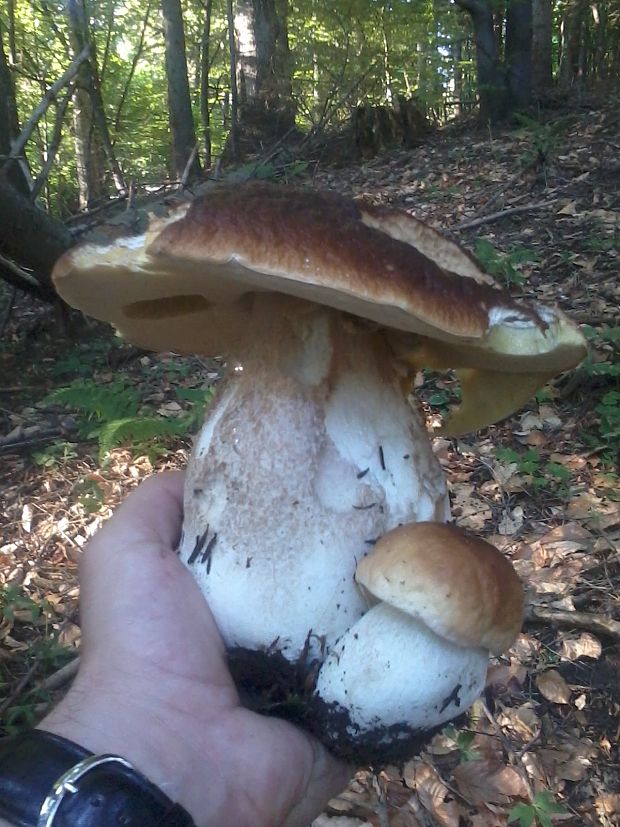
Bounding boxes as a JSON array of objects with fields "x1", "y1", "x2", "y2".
[
  {"x1": 355, "y1": 522, "x2": 524, "y2": 655},
  {"x1": 52, "y1": 181, "x2": 586, "y2": 433}
]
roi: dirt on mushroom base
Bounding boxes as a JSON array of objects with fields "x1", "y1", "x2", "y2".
[{"x1": 1, "y1": 98, "x2": 619, "y2": 826}]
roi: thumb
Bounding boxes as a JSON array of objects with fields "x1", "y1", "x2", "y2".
[{"x1": 86, "y1": 470, "x2": 186, "y2": 558}]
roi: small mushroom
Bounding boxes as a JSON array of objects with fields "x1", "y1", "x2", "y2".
[
  {"x1": 314, "y1": 522, "x2": 523, "y2": 759},
  {"x1": 52, "y1": 182, "x2": 583, "y2": 756}
]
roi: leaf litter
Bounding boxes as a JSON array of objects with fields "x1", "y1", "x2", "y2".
[{"x1": 0, "y1": 99, "x2": 618, "y2": 825}]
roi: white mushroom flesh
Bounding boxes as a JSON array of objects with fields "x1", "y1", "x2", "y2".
[
  {"x1": 315, "y1": 603, "x2": 489, "y2": 734},
  {"x1": 179, "y1": 296, "x2": 449, "y2": 661}
]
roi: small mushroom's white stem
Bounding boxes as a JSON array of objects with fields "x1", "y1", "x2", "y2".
[
  {"x1": 315, "y1": 603, "x2": 489, "y2": 734},
  {"x1": 179, "y1": 296, "x2": 449, "y2": 660}
]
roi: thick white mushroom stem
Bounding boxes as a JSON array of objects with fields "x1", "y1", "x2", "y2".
[{"x1": 179, "y1": 295, "x2": 449, "y2": 661}]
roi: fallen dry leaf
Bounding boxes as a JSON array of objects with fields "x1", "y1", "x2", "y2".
[
  {"x1": 560, "y1": 633, "x2": 602, "y2": 661},
  {"x1": 536, "y1": 670, "x2": 572, "y2": 704},
  {"x1": 595, "y1": 793, "x2": 620, "y2": 820},
  {"x1": 498, "y1": 506, "x2": 524, "y2": 535},
  {"x1": 453, "y1": 760, "x2": 529, "y2": 807},
  {"x1": 486, "y1": 661, "x2": 527, "y2": 695},
  {"x1": 410, "y1": 761, "x2": 460, "y2": 827},
  {"x1": 497, "y1": 703, "x2": 541, "y2": 741},
  {"x1": 470, "y1": 811, "x2": 507, "y2": 827}
]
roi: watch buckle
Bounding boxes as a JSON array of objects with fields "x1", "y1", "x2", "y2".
[{"x1": 38, "y1": 754, "x2": 134, "y2": 826}]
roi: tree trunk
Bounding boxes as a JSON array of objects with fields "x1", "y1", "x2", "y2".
[
  {"x1": 505, "y1": 0, "x2": 532, "y2": 110},
  {"x1": 455, "y1": 0, "x2": 509, "y2": 121},
  {"x1": 0, "y1": 24, "x2": 30, "y2": 195},
  {"x1": 0, "y1": 178, "x2": 72, "y2": 299},
  {"x1": 161, "y1": 0, "x2": 202, "y2": 181},
  {"x1": 452, "y1": 38, "x2": 463, "y2": 116},
  {"x1": 559, "y1": 0, "x2": 588, "y2": 87},
  {"x1": 66, "y1": 0, "x2": 126, "y2": 208},
  {"x1": 531, "y1": 0, "x2": 553, "y2": 93},
  {"x1": 230, "y1": 0, "x2": 295, "y2": 153},
  {"x1": 200, "y1": 0, "x2": 213, "y2": 168},
  {"x1": 381, "y1": 5, "x2": 393, "y2": 103},
  {"x1": 227, "y1": 0, "x2": 240, "y2": 162}
]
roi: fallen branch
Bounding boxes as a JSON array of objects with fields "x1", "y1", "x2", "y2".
[
  {"x1": 0, "y1": 427, "x2": 72, "y2": 453},
  {"x1": 524, "y1": 604, "x2": 620, "y2": 641},
  {"x1": 65, "y1": 192, "x2": 129, "y2": 230},
  {"x1": 36, "y1": 656, "x2": 80, "y2": 693},
  {"x1": 455, "y1": 200, "x2": 556, "y2": 231}
]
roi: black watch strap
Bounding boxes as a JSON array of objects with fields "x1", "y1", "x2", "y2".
[{"x1": 0, "y1": 730, "x2": 195, "y2": 827}]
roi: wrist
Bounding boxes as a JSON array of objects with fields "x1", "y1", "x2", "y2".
[{"x1": 37, "y1": 667, "x2": 202, "y2": 823}]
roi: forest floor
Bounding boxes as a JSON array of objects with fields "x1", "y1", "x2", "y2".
[{"x1": 1, "y1": 99, "x2": 619, "y2": 827}]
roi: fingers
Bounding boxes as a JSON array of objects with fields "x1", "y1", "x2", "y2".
[
  {"x1": 283, "y1": 734, "x2": 352, "y2": 827},
  {"x1": 77, "y1": 470, "x2": 232, "y2": 686},
  {"x1": 87, "y1": 470, "x2": 186, "y2": 557}
]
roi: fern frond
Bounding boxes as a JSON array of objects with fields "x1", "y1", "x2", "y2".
[
  {"x1": 97, "y1": 416, "x2": 184, "y2": 461},
  {"x1": 46, "y1": 380, "x2": 140, "y2": 423}
]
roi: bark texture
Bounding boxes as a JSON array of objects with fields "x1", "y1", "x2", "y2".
[
  {"x1": 161, "y1": 0, "x2": 202, "y2": 181},
  {"x1": 532, "y1": 0, "x2": 553, "y2": 93},
  {"x1": 455, "y1": 0, "x2": 533, "y2": 121},
  {"x1": 66, "y1": 0, "x2": 126, "y2": 209},
  {"x1": 505, "y1": 0, "x2": 532, "y2": 109},
  {"x1": 0, "y1": 178, "x2": 72, "y2": 299},
  {"x1": 0, "y1": 25, "x2": 30, "y2": 195},
  {"x1": 227, "y1": 0, "x2": 295, "y2": 156}
]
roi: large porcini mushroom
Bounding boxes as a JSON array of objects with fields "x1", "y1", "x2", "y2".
[
  {"x1": 52, "y1": 181, "x2": 585, "y2": 759},
  {"x1": 314, "y1": 522, "x2": 523, "y2": 760}
]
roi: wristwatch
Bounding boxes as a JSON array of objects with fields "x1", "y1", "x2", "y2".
[{"x1": 0, "y1": 730, "x2": 196, "y2": 826}]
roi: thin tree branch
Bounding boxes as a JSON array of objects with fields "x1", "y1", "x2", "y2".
[
  {"x1": 10, "y1": 45, "x2": 90, "y2": 160},
  {"x1": 454, "y1": 200, "x2": 556, "y2": 230},
  {"x1": 30, "y1": 81, "x2": 77, "y2": 201},
  {"x1": 0, "y1": 252, "x2": 43, "y2": 290},
  {"x1": 525, "y1": 605, "x2": 620, "y2": 641},
  {"x1": 113, "y1": 0, "x2": 153, "y2": 136}
]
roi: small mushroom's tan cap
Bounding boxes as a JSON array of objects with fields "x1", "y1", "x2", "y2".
[{"x1": 355, "y1": 522, "x2": 523, "y2": 655}]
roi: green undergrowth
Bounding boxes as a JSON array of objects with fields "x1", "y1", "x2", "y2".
[
  {"x1": 581, "y1": 326, "x2": 620, "y2": 469},
  {"x1": 0, "y1": 586, "x2": 74, "y2": 735},
  {"x1": 41, "y1": 378, "x2": 212, "y2": 464}
]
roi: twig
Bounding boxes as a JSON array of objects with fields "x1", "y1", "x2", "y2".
[
  {"x1": 524, "y1": 605, "x2": 620, "y2": 640},
  {"x1": 454, "y1": 200, "x2": 556, "y2": 231},
  {"x1": 36, "y1": 656, "x2": 80, "y2": 693},
  {"x1": 0, "y1": 428, "x2": 71, "y2": 453},
  {"x1": 10, "y1": 46, "x2": 90, "y2": 160},
  {"x1": 178, "y1": 144, "x2": 199, "y2": 190},
  {"x1": 31, "y1": 82, "x2": 77, "y2": 202},
  {"x1": 0, "y1": 253, "x2": 41, "y2": 289},
  {"x1": 481, "y1": 158, "x2": 539, "y2": 213},
  {"x1": 65, "y1": 192, "x2": 129, "y2": 227},
  {"x1": 0, "y1": 660, "x2": 40, "y2": 719}
]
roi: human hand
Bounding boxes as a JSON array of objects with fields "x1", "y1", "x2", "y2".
[{"x1": 40, "y1": 472, "x2": 350, "y2": 826}]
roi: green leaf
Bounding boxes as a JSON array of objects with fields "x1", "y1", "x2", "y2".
[{"x1": 508, "y1": 803, "x2": 535, "y2": 827}]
